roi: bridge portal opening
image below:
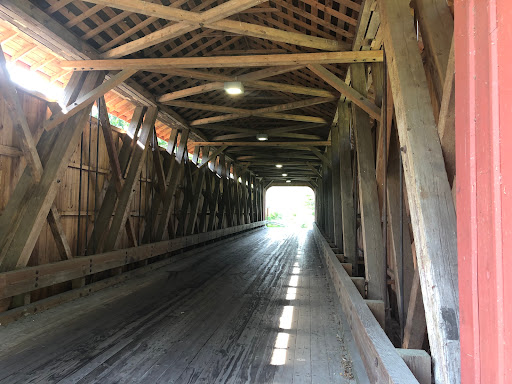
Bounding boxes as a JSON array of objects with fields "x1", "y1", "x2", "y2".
[{"x1": 265, "y1": 186, "x2": 315, "y2": 229}]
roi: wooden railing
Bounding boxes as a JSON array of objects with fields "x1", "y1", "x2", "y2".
[
  {"x1": 312, "y1": 223, "x2": 426, "y2": 384},
  {"x1": 0, "y1": 221, "x2": 266, "y2": 302}
]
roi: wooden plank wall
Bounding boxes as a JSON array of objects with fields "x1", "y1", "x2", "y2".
[
  {"x1": 0, "y1": 89, "x2": 264, "y2": 308},
  {"x1": 1, "y1": 91, "x2": 129, "y2": 264}
]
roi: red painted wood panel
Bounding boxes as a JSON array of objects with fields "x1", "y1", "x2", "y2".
[{"x1": 455, "y1": 0, "x2": 512, "y2": 382}]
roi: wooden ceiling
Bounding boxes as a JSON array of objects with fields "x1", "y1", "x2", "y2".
[
  {"x1": 0, "y1": 20, "x2": 158, "y2": 128},
  {"x1": 2, "y1": 0, "x2": 383, "y2": 183}
]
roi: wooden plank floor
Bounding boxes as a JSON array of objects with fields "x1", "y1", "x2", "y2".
[{"x1": 0, "y1": 227, "x2": 367, "y2": 383}]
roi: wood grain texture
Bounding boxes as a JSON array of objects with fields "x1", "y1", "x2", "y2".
[
  {"x1": 0, "y1": 228, "x2": 361, "y2": 384},
  {"x1": 0, "y1": 72, "x2": 104, "y2": 271},
  {"x1": 60, "y1": 51, "x2": 384, "y2": 71},
  {"x1": 351, "y1": 64, "x2": 386, "y2": 302},
  {"x1": 330, "y1": 114, "x2": 343, "y2": 251},
  {"x1": 380, "y1": 0, "x2": 459, "y2": 382},
  {"x1": 313, "y1": 224, "x2": 418, "y2": 383},
  {"x1": 337, "y1": 102, "x2": 357, "y2": 273}
]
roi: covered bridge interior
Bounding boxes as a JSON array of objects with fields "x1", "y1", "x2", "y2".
[{"x1": 0, "y1": 0, "x2": 509, "y2": 383}]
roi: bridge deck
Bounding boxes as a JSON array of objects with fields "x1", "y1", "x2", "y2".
[{"x1": 0, "y1": 227, "x2": 368, "y2": 383}]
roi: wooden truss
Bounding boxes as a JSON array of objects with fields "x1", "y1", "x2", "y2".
[
  {"x1": 0, "y1": 0, "x2": 460, "y2": 382},
  {"x1": 314, "y1": 1, "x2": 458, "y2": 383}
]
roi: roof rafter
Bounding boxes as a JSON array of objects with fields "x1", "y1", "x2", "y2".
[
  {"x1": 85, "y1": 0, "x2": 349, "y2": 58},
  {"x1": 157, "y1": 65, "x2": 304, "y2": 102},
  {"x1": 100, "y1": 0, "x2": 268, "y2": 58},
  {"x1": 167, "y1": 97, "x2": 334, "y2": 125},
  {"x1": 0, "y1": 0, "x2": 210, "y2": 140}
]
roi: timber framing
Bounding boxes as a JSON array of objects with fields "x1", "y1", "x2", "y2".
[
  {"x1": 59, "y1": 51, "x2": 384, "y2": 71},
  {"x1": 380, "y1": 1, "x2": 459, "y2": 382},
  {"x1": 0, "y1": 0, "x2": 462, "y2": 381}
]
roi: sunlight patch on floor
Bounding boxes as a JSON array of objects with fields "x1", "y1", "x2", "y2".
[
  {"x1": 289, "y1": 275, "x2": 299, "y2": 287},
  {"x1": 279, "y1": 305, "x2": 294, "y2": 330},
  {"x1": 270, "y1": 235, "x2": 306, "y2": 366},
  {"x1": 286, "y1": 287, "x2": 297, "y2": 300}
]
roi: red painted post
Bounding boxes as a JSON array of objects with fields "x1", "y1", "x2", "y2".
[{"x1": 455, "y1": 0, "x2": 512, "y2": 382}]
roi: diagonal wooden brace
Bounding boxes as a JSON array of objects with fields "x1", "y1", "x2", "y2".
[{"x1": 103, "y1": 107, "x2": 159, "y2": 251}]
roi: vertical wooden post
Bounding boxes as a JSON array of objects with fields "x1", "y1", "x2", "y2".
[
  {"x1": 331, "y1": 117, "x2": 343, "y2": 250},
  {"x1": 198, "y1": 152, "x2": 212, "y2": 233},
  {"x1": 231, "y1": 166, "x2": 239, "y2": 226},
  {"x1": 321, "y1": 157, "x2": 333, "y2": 240},
  {"x1": 380, "y1": 0, "x2": 459, "y2": 382},
  {"x1": 234, "y1": 167, "x2": 242, "y2": 225},
  {"x1": 327, "y1": 148, "x2": 334, "y2": 241},
  {"x1": 338, "y1": 101, "x2": 357, "y2": 272},
  {"x1": 318, "y1": 167, "x2": 324, "y2": 231},
  {"x1": 254, "y1": 179, "x2": 261, "y2": 222},
  {"x1": 242, "y1": 172, "x2": 250, "y2": 224},
  {"x1": 141, "y1": 149, "x2": 171, "y2": 244},
  {"x1": 351, "y1": 63, "x2": 386, "y2": 303}
]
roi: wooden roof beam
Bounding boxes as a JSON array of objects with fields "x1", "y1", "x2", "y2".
[
  {"x1": 239, "y1": 162, "x2": 320, "y2": 167},
  {"x1": 192, "y1": 141, "x2": 330, "y2": 147},
  {"x1": 157, "y1": 66, "x2": 305, "y2": 102},
  {"x1": 157, "y1": 65, "x2": 305, "y2": 82},
  {"x1": 243, "y1": 80, "x2": 336, "y2": 98},
  {"x1": 236, "y1": 156, "x2": 319, "y2": 161},
  {"x1": 0, "y1": 0, "x2": 210, "y2": 142},
  {"x1": 213, "y1": 132, "x2": 322, "y2": 140},
  {"x1": 192, "y1": 113, "x2": 326, "y2": 126},
  {"x1": 59, "y1": 51, "x2": 384, "y2": 71},
  {"x1": 85, "y1": 0, "x2": 348, "y2": 57},
  {"x1": 167, "y1": 97, "x2": 333, "y2": 125},
  {"x1": 96, "y1": 0, "x2": 268, "y2": 58},
  {"x1": 158, "y1": 79, "x2": 335, "y2": 102}
]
